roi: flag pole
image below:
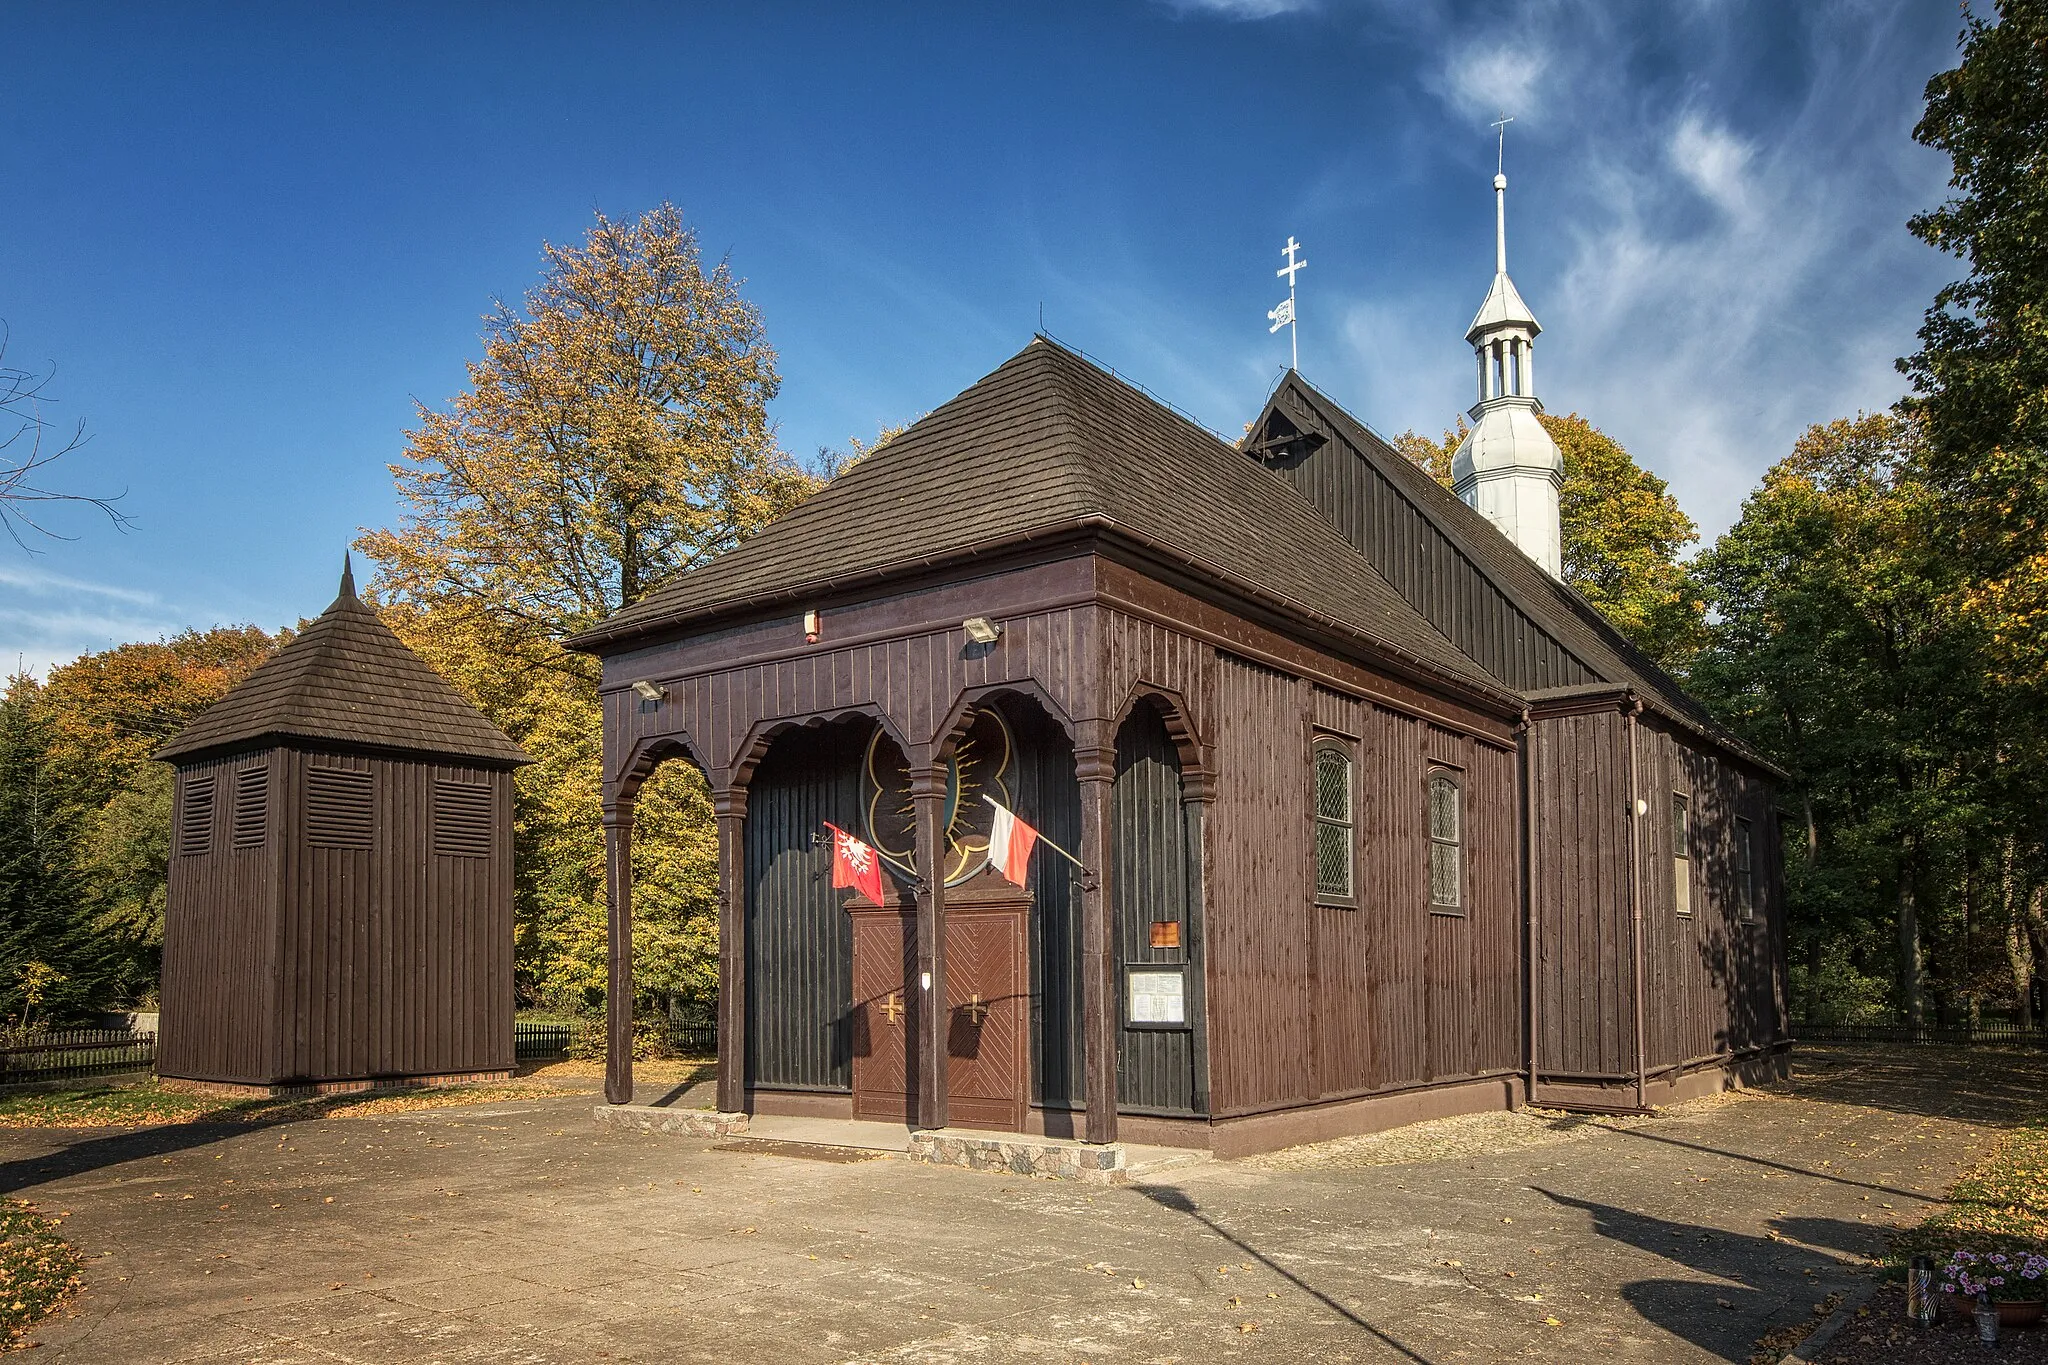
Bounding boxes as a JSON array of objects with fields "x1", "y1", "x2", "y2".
[{"x1": 984, "y1": 795, "x2": 1087, "y2": 870}]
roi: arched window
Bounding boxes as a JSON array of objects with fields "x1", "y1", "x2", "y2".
[
  {"x1": 1313, "y1": 739, "x2": 1355, "y2": 903},
  {"x1": 1428, "y1": 770, "x2": 1462, "y2": 912}
]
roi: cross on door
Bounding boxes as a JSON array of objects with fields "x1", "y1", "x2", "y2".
[
  {"x1": 880, "y1": 991, "x2": 904, "y2": 1025},
  {"x1": 962, "y1": 993, "x2": 989, "y2": 1025}
]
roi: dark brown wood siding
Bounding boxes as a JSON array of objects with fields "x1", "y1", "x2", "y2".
[
  {"x1": 1203, "y1": 653, "x2": 1522, "y2": 1118},
  {"x1": 272, "y1": 747, "x2": 515, "y2": 1082},
  {"x1": 163, "y1": 743, "x2": 515, "y2": 1086},
  {"x1": 160, "y1": 754, "x2": 280, "y2": 1084},
  {"x1": 1263, "y1": 385, "x2": 1592, "y2": 693},
  {"x1": 1635, "y1": 717, "x2": 1785, "y2": 1073},
  {"x1": 1112, "y1": 704, "x2": 1200, "y2": 1114},
  {"x1": 743, "y1": 722, "x2": 864, "y2": 1091},
  {"x1": 1004, "y1": 700, "x2": 1085, "y2": 1111},
  {"x1": 1528, "y1": 709, "x2": 1637, "y2": 1082}
]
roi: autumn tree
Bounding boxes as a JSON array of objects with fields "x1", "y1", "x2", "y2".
[
  {"x1": 359, "y1": 205, "x2": 817, "y2": 1016},
  {"x1": 24, "y1": 626, "x2": 281, "y2": 1001},
  {"x1": 1393, "y1": 414, "x2": 1702, "y2": 666}
]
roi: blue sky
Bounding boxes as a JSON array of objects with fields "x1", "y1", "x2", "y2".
[{"x1": 2, "y1": 1, "x2": 1962, "y2": 674}]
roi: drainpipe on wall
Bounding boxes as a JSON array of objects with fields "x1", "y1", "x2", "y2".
[
  {"x1": 1625, "y1": 693, "x2": 1648, "y2": 1112},
  {"x1": 1519, "y1": 706, "x2": 1537, "y2": 1107}
]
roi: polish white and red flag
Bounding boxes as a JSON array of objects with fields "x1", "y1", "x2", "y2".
[
  {"x1": 984, "y1": 798, "x2": 1041, "y2": 888},
  {"x1": 824, "y1": 822, "x2": 884, "y2": 905}
]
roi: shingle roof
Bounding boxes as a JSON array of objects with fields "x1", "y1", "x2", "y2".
[
  {"x1": 158, "y1": 564, "x2": 531, "y2": 767},
  {"x1": 570, "y1": 338, "x2": 1512, "y2": 705},
  {"x1": 1269, "y1": 374, "x2": 1770, "y2": 765}
]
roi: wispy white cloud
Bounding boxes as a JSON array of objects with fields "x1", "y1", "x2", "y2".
[
  {"x1": 1155, "y1": 0, "x2": 1318, "y2": 18},
  {"x1": 1293, "y1": 0, "x2": 1956, "y2": 543},
  {"x1": 0, "y1": 564, "x2": 192, "y2": 677},
  {"x1": 1428, "y1": 39, "x2": 1555, "y2": 125},
  {"x1": 0, "y1": 563, "x2": 162, "y2": 607}
]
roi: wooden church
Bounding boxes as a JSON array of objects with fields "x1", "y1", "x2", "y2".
[{"x1": 567, "y1": 171, "x2": 1788, "y2": 1156}]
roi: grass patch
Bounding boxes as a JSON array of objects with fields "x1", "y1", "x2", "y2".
[
  {"x1": 0, "y1": 1080, "x2": 576, "y2": 1129},
  {"x1": 0, "y1": 1200, "x2": 81, "y2": 1350},
  {"x1": 1894, "y1": 1117, "x2": 2048, "y2": 1263}
]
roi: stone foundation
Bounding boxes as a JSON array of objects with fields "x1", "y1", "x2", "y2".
[
  {"x1": 909, "y1": 1129, "x2": 1127, "y2": 1184},
  {"x1": 592, "y1": 1105, "x2": 750, "y2": 1137}
]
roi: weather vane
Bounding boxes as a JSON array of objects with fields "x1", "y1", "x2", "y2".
[{"x1": 1269, "y1": 235, "x2": 1307, "y2": 371}]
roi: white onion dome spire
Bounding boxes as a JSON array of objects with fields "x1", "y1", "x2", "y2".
[{"x1": 1451, "y1": 167, "x2": 1565, "y2": 579}]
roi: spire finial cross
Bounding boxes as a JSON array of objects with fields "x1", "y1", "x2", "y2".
[
  {"x1": 1268, "y1": 235, "x2": 1307, "y2": 371},
  {"x1": 1492, "y1": 114, "x2": 1514, "y2": 175}
]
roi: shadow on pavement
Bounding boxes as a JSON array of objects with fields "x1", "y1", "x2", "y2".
[
  {"x1": 1535, "y1": 1187, "x2": 1878, "y2": 1364},
  {"x1": 1792, "y1": 1044, "x2": 2048, "y2": 1126},
  {"x1": 1128, "y1": 1182, "x2": 1439, "y2": 1363}
]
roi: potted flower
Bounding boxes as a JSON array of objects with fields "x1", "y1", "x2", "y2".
[{"x1": 1940, "y1": 1248, "x2": 2048, "y2": 1327}]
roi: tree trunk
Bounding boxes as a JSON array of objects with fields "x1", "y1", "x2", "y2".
[
  {"x1": 1898, "y1": 841, "x2": 1925, "y2": 1033},
  {"x1": 1804, "y1": 932, "x2": 1826, "y2": 1023},
  {"x1": 2004, "y1": 836, "x2": 2034, "y2": 1030}
]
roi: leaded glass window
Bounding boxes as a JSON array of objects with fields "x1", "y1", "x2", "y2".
[
  {"x1": 1428, "y1": 771, "x2": 1461, "y2": 910},
  {"x1": 1313, "y1": 741, "x2": 1354, "y2": 902}
]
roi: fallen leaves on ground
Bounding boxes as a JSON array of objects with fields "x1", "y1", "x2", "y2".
[
  {"x1": 1241, "y1": 1091, "x2": 1768, "y2": 1170},
  {"x1": 0, "y1": 1081, "x2": 576, "y2": 1129},
  {"x1": 0, "y1": 1200, "x2": 81, "y2": 1351}
]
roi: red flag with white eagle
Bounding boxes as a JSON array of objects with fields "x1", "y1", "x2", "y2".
[
  {"x1": 984, "y1": 798, "x2": 1041, "y2": 888},
  {"x1": 824, "y1": 822, "x2": 884, "y2": 905}
]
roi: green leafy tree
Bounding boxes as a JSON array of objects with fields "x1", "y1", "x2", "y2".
[
  {"x1": 0, "y1": 675, "x2": 103, "y2": 1026},
  {"x1": 1689, "y1": 414, "x2": 1989, "y2": 1027},
  {"x1": 1393, "y1": 414, "x2": 1702, "y2": 666},
  {"x1": 359, "y1": 205, "x2": 816, "y2": 1017},
  {"x1": 1903, "y1": 0, "x2": 2048, "y2": 692}
]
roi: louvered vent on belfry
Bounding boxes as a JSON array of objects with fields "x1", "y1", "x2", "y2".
[
  {"x1": 306, "y1": 767, "x2": 374, "y2": 850},
  {"x1": 232, "y1": 767, "x2": 267, "y2": 849},
  {"x1": 178, "y1": 775, "x2": 216, "y2": 856},
  {"x1": 431, "y1": 780, "x2": 493, "y2": 858}
]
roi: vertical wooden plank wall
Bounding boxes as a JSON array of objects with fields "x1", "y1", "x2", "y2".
[
  {"x1": 1528, "y1": 710, "x2": 1636, "y2": 1083},
  {"x1": 160, "y1": 754, "x2": 279, "y2": 1083},
  {"x1": 275, "y1": 748, "x2": 514, "y2": 1083},
  {"x1": 1635, "y1": 718, "x2": 1783, "y2": 1075},
  {"x1": 1206, "y1": 653, "x2": 1314, "y2": 1113}
]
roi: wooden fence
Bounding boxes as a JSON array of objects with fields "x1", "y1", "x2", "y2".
[
  {"x1": 0, "y1": 1020, "x2": 716, "y2": 1085},
  {"x1": 1793, "y1": 1020, "x2": 2048, "y2": 1048},
  {"x1": 0, "y1": 1030, "x2": 158, "y2": 1085}
]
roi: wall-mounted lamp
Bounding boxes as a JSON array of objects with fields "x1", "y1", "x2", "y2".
[
  {"x1": 803, "y1": 609, "x2": 821, "y2": 644},
  {"x1": 962, "y1": 616, "x2": 1002, "y2": 645},
  {"x1": 630, "y1": 679, "x2": 667, "y2": 703}
]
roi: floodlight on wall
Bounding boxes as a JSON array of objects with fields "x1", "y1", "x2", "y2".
[
  {"x1": 803, "y1": 609, "x2": 821, "y2": 644},
  {"x1": 630, "y1": 679, "x2": 667, "y2": 703},
  {"x1": 962, "y1": 616, "x2": 1002, "y2": 645}
]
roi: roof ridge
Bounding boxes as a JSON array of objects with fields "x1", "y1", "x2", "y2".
[{"x1": 1271, "y1": 373, "x2": 1756, "y2": 754}]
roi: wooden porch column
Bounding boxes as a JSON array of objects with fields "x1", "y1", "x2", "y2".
[
  {"x1": 1076, "y1": 732, "x2": 1119, "y2": 1144},
  {"x1": 911, "y1": 763, "x2": 949, "y2": 1131},
  {"x1": 602, "y1": 800, "x2": 635, "y2": 1106},
  {"x1": 714, "y1": 787, "x2": 748, "y2": 1116}
]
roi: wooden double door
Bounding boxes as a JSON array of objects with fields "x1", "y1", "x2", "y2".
[{"x1": 847, "y1": 883, "x2": 1029, "y2": 1131}]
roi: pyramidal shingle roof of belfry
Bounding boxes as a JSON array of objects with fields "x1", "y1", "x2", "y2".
[
  {"x1": 570, "y1": 337, "x2": 1512, "y2": 704},
  {"x1": 157, "y1": 569, "x2": 531, "y2": 766}
]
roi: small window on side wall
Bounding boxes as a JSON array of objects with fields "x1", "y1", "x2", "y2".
[
  {"x1": 1735, "y1": 816, "x2": 1755, "y2": 921},
  {"x1": 1428, "y1": 770, "x2": 1462, "y2": 912},
  {"x1": 1672, "y1": 792, "x2": 1693, "y2": 917},
  {"x1": 1313, "y1": 739, "x2": 1355, "y2": 903}
]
